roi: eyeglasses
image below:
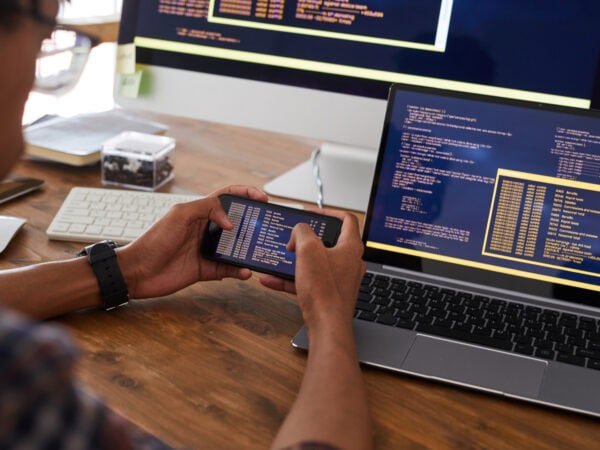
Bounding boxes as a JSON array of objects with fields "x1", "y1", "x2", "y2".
[
  {"x1": 34, "y1": 25, "x2": 100, "y2": 94},
  {"x1": 16, "y1": 4, "x2": 100, "y2": 94}
]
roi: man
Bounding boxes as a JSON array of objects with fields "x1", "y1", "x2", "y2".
[{"x1": 0, "y1": 1, "x2": 373, "y2": 449}]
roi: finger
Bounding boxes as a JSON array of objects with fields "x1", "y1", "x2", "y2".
[
  {"x1": 212, "y1": 184, "x2": 268, "y2": 202},
  {"x1": 203, "y1": 196, "x2": 233, "y2": 230},
  {"x1": 334, "y1": 213, "x2": 362, "y2": 246},
  {"x1": 301, "y1": 208, "x2": 361, "y2": 245},
  {"x1": 304, "y1": 206, "x2": 349, "y2": 222},
  {"x1": 213, "y1": 262, "x2": 253, "y2": 280},
  {"x1": 287, "y1": 222, "x2": 319, "y2": 252},
  {"x1": 205, "y1": 185, "x2": 268, "y2": 230},
  {"x1": 258, "y1": 275, "x2": 296, "y2": 294},
  {"x1": 167, "y1": 196, "x2": 232, "y2": 231},
  {"x1": 228, "y1": 267, "x2": 253, "y2": 280}
]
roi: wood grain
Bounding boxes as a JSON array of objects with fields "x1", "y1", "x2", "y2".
[{"x1": 3, "y1": 112, "x2": 599, "y2": 449}]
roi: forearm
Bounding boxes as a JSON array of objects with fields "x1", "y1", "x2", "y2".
[
  {"x1": 0, "y1": 256, "x2": 102, "y2": 319},
  {"x1": 272, "y1": 321, "x2": 373, "y2": 450}
]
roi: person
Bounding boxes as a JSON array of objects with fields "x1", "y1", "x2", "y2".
[{"x1": 0, "y1": 1, "x2": 373, "y2": 449}]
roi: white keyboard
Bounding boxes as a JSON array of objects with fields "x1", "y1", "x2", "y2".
[{"x1": 47, "y1": 187, "x2": 203, "y2": 244}]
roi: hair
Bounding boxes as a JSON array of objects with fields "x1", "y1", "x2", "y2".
[
  {"x1": 0, "y1": 0, "x2": 34, "y2": 29},
  {"x1": 0, "y1": 0, "x2": 67, "y2": 30}
]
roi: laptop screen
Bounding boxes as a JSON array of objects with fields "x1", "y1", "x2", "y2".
[{"x1": 363, "y1": 84, "x2": 600, "y2": 306}]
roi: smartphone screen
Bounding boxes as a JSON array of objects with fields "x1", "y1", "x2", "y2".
[
  {"x1": 202, "y1": 194, "x2": 342, "y2": 279},
  {"x1": 0, "y1": 177, "x2": 44, "y2": 205}
]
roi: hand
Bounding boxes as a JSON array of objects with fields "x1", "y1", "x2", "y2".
[
  {"x1": 117, "y1": 185, "x2": 268, "y2": 299},
  {"x1": 259, "y1": 209, "x2": 365, "y2": 330}
]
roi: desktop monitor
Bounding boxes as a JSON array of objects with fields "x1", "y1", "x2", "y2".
[{"x1": 116, "y1": 0, "x2": 600, "y2": 211}]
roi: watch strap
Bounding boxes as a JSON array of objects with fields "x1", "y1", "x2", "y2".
[{"x1": 78, "y1": 240, "x2": 129, "y2": 310}]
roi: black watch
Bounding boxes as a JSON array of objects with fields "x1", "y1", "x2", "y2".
[{"x1": 77, "y1": 240, "x2": 129, "y2": 311}]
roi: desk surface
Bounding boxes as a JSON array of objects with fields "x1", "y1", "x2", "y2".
[{"x1": 2, "y1": 112, "x2": 599, "y2": 449}]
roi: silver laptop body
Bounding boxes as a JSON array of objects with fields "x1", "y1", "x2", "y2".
[{"x1": 293, "y1": 83, "x2": 600, "y2": 417}]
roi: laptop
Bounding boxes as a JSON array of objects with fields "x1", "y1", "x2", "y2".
[{"x1": 293, "y1": 83, "x2": 600, "y2": 417}]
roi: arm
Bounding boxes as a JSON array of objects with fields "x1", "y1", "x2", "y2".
[
  {"x1": 0, "y1": 185, "x2": 268, "y2": 320},
  {"x1": 260, "y1": 211, "x2": 373, "y2": 450}
]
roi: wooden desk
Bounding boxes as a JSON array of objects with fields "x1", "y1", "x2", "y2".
[{"x1": 2, "y1": 113, "x2": 599, "y2": 449}]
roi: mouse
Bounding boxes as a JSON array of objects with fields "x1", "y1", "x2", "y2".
[{"x1": 0, "y1": 215, "x2": 26, "y2": 254}]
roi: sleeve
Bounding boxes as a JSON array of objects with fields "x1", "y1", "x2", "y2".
[
  {"x1": 280, "y1": 443, "x2": 341, "y2": 450},
  {"x1": 0, "y1": 307, "x2": 173, "y2": 450}
]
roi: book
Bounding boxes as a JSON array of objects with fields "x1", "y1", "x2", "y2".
[{"x1": 23, "y1": 109, "x2": 168, "y2": 166}]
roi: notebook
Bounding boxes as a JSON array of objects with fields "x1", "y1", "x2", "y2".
[{"x1": 292, "y1": 83, "x2": 600, "y2": 418}]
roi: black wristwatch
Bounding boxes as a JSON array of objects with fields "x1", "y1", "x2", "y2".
[{"x1": 77, "y1": 240, "x2": 129, "y2": 311}]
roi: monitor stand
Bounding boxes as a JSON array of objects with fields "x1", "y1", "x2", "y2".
[{"x1": 263, "y1": 142, "x2": 377, "y2": 212}]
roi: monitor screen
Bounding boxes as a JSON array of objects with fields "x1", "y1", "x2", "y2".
[
  {"x1": 116, "y1": 0, "x2": 600, "y2": 208},
  {"x1": 119, "y1": 1, "x2": 600, "y2": 107}
]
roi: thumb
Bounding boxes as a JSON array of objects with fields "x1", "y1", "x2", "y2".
[{"x1": 202, "y1": 196, "x2": 233, "y2": 230}]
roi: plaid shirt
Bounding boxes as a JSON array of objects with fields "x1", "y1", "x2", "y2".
[
  {"x1": 0, "y1": 307, "x2": 173, "y2": 449},
  {"x1": 0, "y1": 307, "x2": 338, "y2": 450}
]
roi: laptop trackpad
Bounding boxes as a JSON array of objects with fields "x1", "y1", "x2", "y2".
[{"x1": 402, "y1": 335, "x2": 547, "y2": 398}]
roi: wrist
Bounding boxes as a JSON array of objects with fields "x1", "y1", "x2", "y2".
[
  {"x1": 304, "y1": 308, "x2": 355, "y2": 342},
  {"x1": 77, "y1": 240, "x2": 129, "y2": 310},
  {"x1": 115, "y1": 245, "x2": 139, "y2": 299},
  {"x1": 306, "y1": 318, "x2": 358, "y2": 363}
]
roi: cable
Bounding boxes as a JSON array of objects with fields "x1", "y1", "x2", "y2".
[{"x1": 311, "y1": 146, "x2": 324, "y2": 209}]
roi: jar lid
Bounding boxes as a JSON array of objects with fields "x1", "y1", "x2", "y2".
[{"x1": 102, "y1": 131, "x2": 175, "y2": 157}]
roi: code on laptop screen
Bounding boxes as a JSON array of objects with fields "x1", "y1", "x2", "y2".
[{"x1": 365, "y1": 86, "x2": 600, "y2": 292}]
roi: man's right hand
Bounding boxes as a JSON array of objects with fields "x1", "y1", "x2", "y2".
[
  {"x1": 265, "y1": 210, "x2": 373, "y2": 450},
  {"x1": 258, "y1": 209, "x2": 365, "y2": 331}
]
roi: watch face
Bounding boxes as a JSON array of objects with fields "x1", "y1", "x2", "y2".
[
  {"x1": 98, "y1": 239, "x2": 118, "y2": 248},
  {"x1": 77, "y1": 240, "x2": 118, "y2": 257}
]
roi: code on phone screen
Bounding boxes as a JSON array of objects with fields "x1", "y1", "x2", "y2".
[{"x1": 216, "y1": 201, "x2": 327, "y2": 276}]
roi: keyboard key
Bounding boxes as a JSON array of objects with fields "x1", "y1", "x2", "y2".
[
  {"x1": 535, "y1": 349, "x2": 555, "y2": 360},
  {"x1": 453, "y1": 322, "x2": 471, "y2": 333},
  {"x1": 434, "y1": 318, "x2": 453, "y2": 329},
  {"x1": 61, "y1": 215, "x2": 94, "y2": 225},
  {"x1": 514, "y1": 344, "x2": 534, "y2": 355},
  {"x1": 587, "y1": 359, "x2": 600, "y2": 370},
  {"x1": 588, "y1": 342, "x2": 600, "y2": 351},
  {"x1": 395, "y1": 311, "x2": 413, "y2": 320},
  {"x1": 493, "y1": 331, "x2": 511, "y2": 341},
  {"x1": 395, "y1": 318, "x2": 415, "y2": 330},
  {"x1": 357, "y1": 292, "x2": 372, "y2": 302},
  {"x1": 103, "y1": 226, "x2": 124, "y2": 237},
  {"x1": 377, "y1": 315, "x2": 397, "y2": 326},
  {"x1": 85, "y1": 225, "x2": 103, "y2": 235},
  {"x1": 355, "y1": 301, "x2": 376, "y2": 312},
  {"x1": 557, "y1": 353, "x2": 585, "y2": 367},
  {"x1": 373, "y1": 296, "x2": 390, "y2": 306},
  {"x1": 555, "y1": 343, "x2": 575, "y2": 355},
  {"x1": 69, "y1": 224, "x2": 86, "y2": 233},
  {"x1": 357, "y1": 311, "x2": 377, "y2": 321},
  {"x1": 51, "y1": 222, "x2": 69, "y2": 232},
  {"x1": 576, "y1": 348, "x2": 600, "y2": 360},
  {"x1": 536, "y1": 340, "x2": 554, "y2": 350}
]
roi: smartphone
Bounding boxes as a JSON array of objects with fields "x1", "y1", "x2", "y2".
[
  {"x1": 0, "y1": 177, "x2": 45, "y2": 205},
  {"x1": 201, "y1": 194, "x2": 343, "y2": 280}
]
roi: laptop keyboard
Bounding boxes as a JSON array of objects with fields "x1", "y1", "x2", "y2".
[{"x1": 356, "y1": 272, "x2": 600, "y2": 371}]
